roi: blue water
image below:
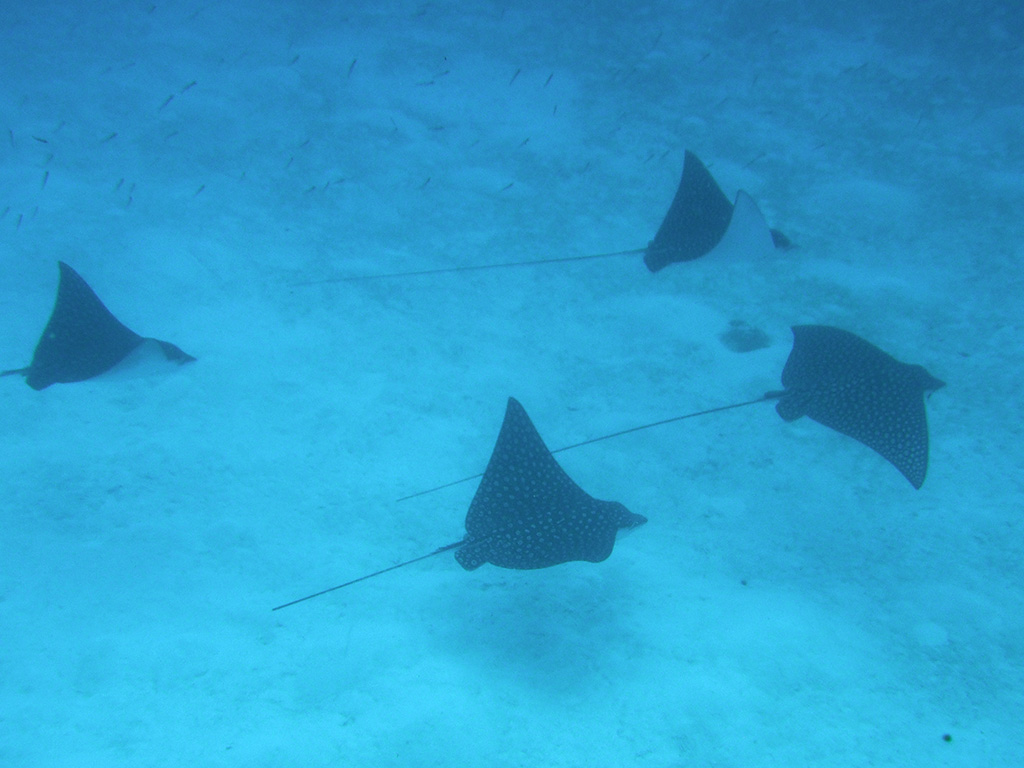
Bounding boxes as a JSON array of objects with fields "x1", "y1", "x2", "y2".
[{"x1": 2, "y1": 1, "x2": 1021, "y2": 765}]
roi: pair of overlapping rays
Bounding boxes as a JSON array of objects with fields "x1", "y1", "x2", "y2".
[{"x1": 1, "y1": 152, "x2": 945, "y2": 608}]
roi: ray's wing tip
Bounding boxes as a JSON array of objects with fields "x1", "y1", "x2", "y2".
[
  {"x1": 154, "y1": 339, "x2": 197, "y2": 365},
  {"x1": 55, "y1": 260, "x2": 85, "y2": 285},
  {"x1": 905, "y1": 467, "x2": 926, "y2": 490},
  {"x1": 769, "y1": 228, "x2": 794, "y2": 250}
]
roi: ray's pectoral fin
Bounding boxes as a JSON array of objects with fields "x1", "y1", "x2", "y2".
[{"x1": 644, "y1": 150, "x2": 734, "y2": 272}]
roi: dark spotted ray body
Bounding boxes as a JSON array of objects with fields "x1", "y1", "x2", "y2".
[
  {"x1": 644, "y1": 149, "x2": 791, "y2": 272},
  {"x1": 273, "y1": 397, "x2": 645, "y2": 610},
  {"x1": 1, "y1": 261, "x2": 195, "y2": 390},
  {"x1": 775, "y1": 325, "x2": 945, "y2": 489},
  {"x1": 455, "y1": 397, "x2": 646, "y2": 570},
  {"x1": 643, "y1": 149, "x2": 735, "y2": 271}
]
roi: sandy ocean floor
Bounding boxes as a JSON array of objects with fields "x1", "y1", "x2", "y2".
[{"x1": 1, "y1": 1, "x2": 1022, "y2": 766}]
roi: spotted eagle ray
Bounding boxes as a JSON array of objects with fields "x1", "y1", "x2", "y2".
[
  {"x1": 1, "y1": 261, "x2": 195, "y2": 390},
  {"x1": 643, "y1": 149, "x2": 790, "y2": 271},
  {"x1": 294, "y1": 150, "x2": 790, "y2": 284},
  {"x1": 400, "y1": 326, "x2": 944, "y2": 499},
  {"x1": 273, "y1": 397, "x2": 646, "y2": 610},
  {"x1": 772, "y1": 325, "x2": 944, "y2": 488}
]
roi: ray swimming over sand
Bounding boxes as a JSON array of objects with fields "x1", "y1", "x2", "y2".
[
  {"x1": 1, "y1": 261, "x2": 195, "y2": 390},
  {"x1": 273, "y1": 397, "x2": 645, "y2": 610},
  {"x1": 294, "y1": 150, "x2": 789, "y2": 284},
  {"x1": 774, "y1": 325, "x2": 944, "y2": 489},
  {"x1": 399, "y1": 326, "x2": 944, "y2": 499},
  {"x1": 643, "y1": 150, "x2": 790, "y2": 271}
]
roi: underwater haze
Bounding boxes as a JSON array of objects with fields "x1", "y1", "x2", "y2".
[{"x1": 2, "y1": 1, "x2": 1022, "y2": 766}]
